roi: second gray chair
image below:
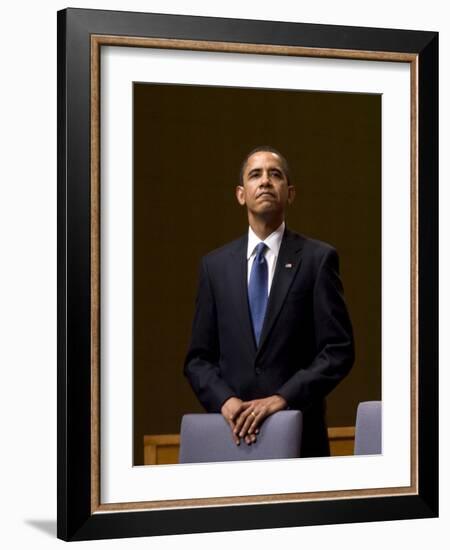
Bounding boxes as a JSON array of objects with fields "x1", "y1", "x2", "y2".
[
  {"x1": 179, "y1": 411, "x2": 303, "y2": 463},
  {"x1": 354, "y1": 401, "x2": 382, "y2": 455}
]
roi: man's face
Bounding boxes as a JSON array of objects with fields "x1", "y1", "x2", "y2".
[{"x1": 236, "y1": 151, "x2": 295, "y2": 218}]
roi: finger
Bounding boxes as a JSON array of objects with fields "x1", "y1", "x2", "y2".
[
  {"x1": 228, "y1": 405, "x2": 243, "y2": 424},
  {"x1": 245, "y1": 433, "x2": 257, "y2": 445},
  {"x1": 239, "y1": 410, "x2": 256, "y2": 438},
  {"x1": 229, "y1": 410, "x2": 239, "y2": 423},
  {"x1": 233, "y1": 402, "x2": 252, "y2": 422},
  {"x1": 230, "y1": 423, "x2": 241, "y2": 445},
  {"x1": 233, "y1": 408, "x2": 251, "y2": 435},
  {"x1": 235, "y1": 407, "x2": 254, "y2": 436},
  {"x1": 230, "y1": 425, "x2": 240, "y2": 445},
  {"x1": 225, "y1": 417, "x2": 240, "y2": 445},
  {"x1": 248, "y1": 410, "x2": 265, "y2": 434}
]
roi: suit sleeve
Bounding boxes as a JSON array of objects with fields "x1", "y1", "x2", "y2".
[
  {"x1": 183, "y1": 257, "x2": 237, "y2": 412},
  {"x1": 276, "y1": 247, "x2": 355, "y2": 410}
]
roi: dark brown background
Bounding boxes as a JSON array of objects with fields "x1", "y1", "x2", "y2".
[{"x1": 133, "y1": 82, "x2": 381, "y2": 466}]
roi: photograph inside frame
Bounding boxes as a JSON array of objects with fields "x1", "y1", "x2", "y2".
[
  {"x1": 57, "y1": 8, "x2": 438, "y2": 539},
  {"x1": 132, "y1": 82, "x2": 382, "y2": 467}
]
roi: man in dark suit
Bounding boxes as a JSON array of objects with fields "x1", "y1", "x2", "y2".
[{"x1": 184, "y1": 146, "x2": 355, "y2": 457}]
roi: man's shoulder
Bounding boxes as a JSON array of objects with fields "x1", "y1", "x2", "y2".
[{"x1": 202, "y1": 233, "x2": 247, "y2": 264}]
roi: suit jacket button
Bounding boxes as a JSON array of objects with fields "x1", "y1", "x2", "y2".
[{"x1": 255, "y1": 367, "x2": 262, "y2": 375}]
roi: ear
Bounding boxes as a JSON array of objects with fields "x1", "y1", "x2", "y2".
[
  {"x1": 235, "y1": 185, "x2": 246, "y2": 206},
  {"x1": 287, "y1": 184, "x2": 296, "y2": 205}
]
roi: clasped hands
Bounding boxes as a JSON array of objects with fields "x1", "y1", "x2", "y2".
[{"x1": 221, "y1": 395, "x2": 287, "y2": 445}]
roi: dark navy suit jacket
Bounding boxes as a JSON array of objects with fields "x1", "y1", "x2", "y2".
[{"x1": 184, "y1": 227, "x2": 355, "y2": 457}]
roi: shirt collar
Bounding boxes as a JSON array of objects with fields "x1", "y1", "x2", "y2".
[{"x1": 247, "y1": 221, "x2": 285, "y2": 260}]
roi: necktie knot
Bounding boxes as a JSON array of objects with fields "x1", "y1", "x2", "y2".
[{"x1": 254, "y1": 242, "x2": 267, "y2": 262}]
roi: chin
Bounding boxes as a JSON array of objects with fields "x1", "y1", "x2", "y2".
[
  {"x1": 254, "y1": 207, "x2": 281, "y2": 220},
  {"x1": 258, "y1": 204, "x2": 278, "y2": 213}
]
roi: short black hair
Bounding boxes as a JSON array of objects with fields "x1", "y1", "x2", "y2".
[{"x1": 239, "y1": 145, "x2": 291, "y2": 186}]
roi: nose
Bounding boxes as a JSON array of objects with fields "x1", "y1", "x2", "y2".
[{"x1": 261, "y1": 170, "x2": 272, "y2": 185}]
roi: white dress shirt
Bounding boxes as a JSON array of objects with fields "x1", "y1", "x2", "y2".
[{"x1": 247, "y1": 221, "x2": 285, "y2": 296}]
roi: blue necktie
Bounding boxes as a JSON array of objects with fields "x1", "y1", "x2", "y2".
[{"x1": 248, "y1": 242, "x2": 268, "y2": 346}]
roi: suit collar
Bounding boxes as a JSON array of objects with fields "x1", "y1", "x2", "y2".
[
  {"x1": 246, "y1": 221, "x2": 285, "y2": 260},
  {"x1": 231, "y1": 224, "x2": 304, "y2": 258}
]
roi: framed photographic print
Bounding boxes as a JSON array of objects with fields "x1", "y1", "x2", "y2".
[{"x1": 57, "y1": 7, "x2": 438, "y2": 541}]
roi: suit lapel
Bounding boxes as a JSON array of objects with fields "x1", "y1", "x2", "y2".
[{"x1": 256, "y1": 227, "x2": 305, "y2": 356}]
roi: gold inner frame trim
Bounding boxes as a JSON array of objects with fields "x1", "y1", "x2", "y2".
[{"x1": 90, "y1": 34, "x2": 419, "y2": 514}]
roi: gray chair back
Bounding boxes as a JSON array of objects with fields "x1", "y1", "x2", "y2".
[
  {"x1": 179, "y1": 411, "x2": 303, "y2": 463},
  {"x1": 354, "y1": 401, "x2": 382, "y2": 455}
]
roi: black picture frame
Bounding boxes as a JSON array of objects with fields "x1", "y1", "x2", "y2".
[{"x1": 57, "y1": 7, "x2": 438, "y2": 541}]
